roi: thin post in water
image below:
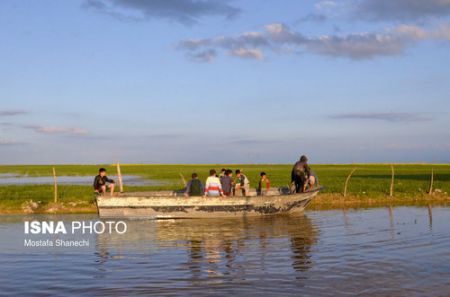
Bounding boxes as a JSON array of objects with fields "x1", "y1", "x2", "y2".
[
  {"x1": 343, "y1": 167, "x2": 357, "y2": 197},
  {"x1": 428, "y1": 168, "x2": 434, "y2": 195},
  {"x1": 52, "y1": 166, "x2": 58, "y2": 203},
  {"x1": 117, "y1": 162, "x2": 124, "y2": 193},
  {"x1": 390, "y1": 165, "x2": 394, "y2": 197}
]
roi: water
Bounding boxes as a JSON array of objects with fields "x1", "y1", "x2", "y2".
[
  {"x1": 0, "y1": 174, "x2": 165, "y2": 186},
  {"x1": 0, "y1": 207, "x2": 449, "y2": 296}
]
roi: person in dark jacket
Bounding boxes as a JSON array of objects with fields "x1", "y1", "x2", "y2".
[
  {"x1": 291, "y1": 155, "x2": 311, "y2": 193},
  {"x1": 220, "y1": 169, "x2": 234, "y2": 196},
  {"x1": 93, "y1": 168, "x2": 115, "y2": 196},
  {"x1": 184, "y1": 173, "x2": 204, "y2": 197}
]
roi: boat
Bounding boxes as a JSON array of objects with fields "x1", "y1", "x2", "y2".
[{"x1": 96, "y1": 186, "x2": 322, "y2": 219}]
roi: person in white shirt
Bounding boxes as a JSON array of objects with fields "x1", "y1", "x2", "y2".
[{"x1": 204, "y1": 169, "x2": 224, "y2": 197}]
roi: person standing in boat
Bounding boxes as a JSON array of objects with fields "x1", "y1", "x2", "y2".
[
  {"x1": 184, "y1": 173, "x2": 204, "y2": 197},
  {"x1": 204, "y1": 169, "x2": 224, "y2": 197},
  {"x1": 257, "y1": 172, "x2": 271, "y2": 196},
  {"x1": 221, "y1": 169, "x2": 234, "y2": 197},
  {"x1": 234, "y1": 170, "x2": 250, "y2": 196},
  {"x1": 93, "y1": 168, "x2": 115, "y2": 196},
  {"x1": 291, "y1": 155, "x2": 311, "y2": 193}
]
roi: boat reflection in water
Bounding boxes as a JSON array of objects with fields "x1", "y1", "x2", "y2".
[
  {"x1": 3, "y1": 207, "x2": 448, "y2": 296},
  {"x1": 95, "y1": 214, "x2": 318, "y2": 282}
]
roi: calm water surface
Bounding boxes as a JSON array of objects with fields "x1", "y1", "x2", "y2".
[
  {"x1": 0, "y1": 174, "x2": 165, "y2": 186},
  {"x1": 0, "y1": 207, "x2": 449, "y2": 296}
]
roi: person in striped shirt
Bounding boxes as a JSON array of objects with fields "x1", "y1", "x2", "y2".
[{"x1": 204, "y1": 169, "x2": 224, "y2": 197}]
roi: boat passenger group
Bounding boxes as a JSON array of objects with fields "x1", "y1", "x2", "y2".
[{"x1": 93, "y1": 155, "x2": 317, "y2": 197}]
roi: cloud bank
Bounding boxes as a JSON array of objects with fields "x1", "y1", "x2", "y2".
[
  {"x1": 354, "y1": 0, "x2": 450, "y2": 21},
  {"x1": 0, "y1": 139, "x2": 26, "y2": 146},
  {"x1": 330, "y1": 112, "x2": 433, "y2": 122},
  {"x1": 83, "y1": 0, "x2": 240, "y2": 25},
  {"x1": 178, "y1": 22, "x2": 450, "y2": 61},
  {"x1": 0, "y1": 110, "x2": 28, "y2": 116}
]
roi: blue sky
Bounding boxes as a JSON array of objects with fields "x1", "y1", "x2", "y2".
[{"x1": 0, "y1": 0, "x2": 449, "y2": 164}]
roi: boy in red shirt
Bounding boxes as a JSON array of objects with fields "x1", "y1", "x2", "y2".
[{"x1": 257, "y1": 172, "x2": 270, "y2": 196}]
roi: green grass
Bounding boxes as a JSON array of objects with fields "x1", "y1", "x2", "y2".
[{"x1": 0, "y1": 164, "x2": 449, "y2": 213}]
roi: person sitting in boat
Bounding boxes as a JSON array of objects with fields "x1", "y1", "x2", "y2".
[
  {"x1": 291, "y1": 155, "x2": 311, "y2": 193},
  {"x1": 93, "y1": 168, "x2": 115, "y2": 196},
  {"x1": 308, "y1": 170, "x2": 318, "y2": 190},
  {"x1": 221, "y1": 169, "x2": 234, "y2": 197},
  {"x1": 257, "y1": 172, "x2": 271, "y2": 196},
  {"x1": 184, "y1": 173, "x2": 204, "y2": 197},
  {"x1": 204, "y1": 169, "x2": 224, "y2": 197},
  {"x1": 234, "y1": 170, "x2": 250, "y2": 196},
  {"x1": 219, "y1": 168, "x2": 226, "y2": 180}
]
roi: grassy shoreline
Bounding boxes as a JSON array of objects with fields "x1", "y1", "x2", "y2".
[{"x1": 0, "y1": 164, "x2": 448, "y2": 214}]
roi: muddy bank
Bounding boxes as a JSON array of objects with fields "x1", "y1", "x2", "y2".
[
  {"x1": 0, "y1": 200, "x2": 98, "y2": 215},
  {"x1": 308, "y1": 193, "x2": 450, "y2": 210}
]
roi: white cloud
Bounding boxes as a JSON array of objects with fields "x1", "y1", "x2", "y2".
[
  {"x1": 38, "y1": 126, "x2": 87, "y2": 135},
  {"x1": 315, "y1": 1, "x2": 337, "y2": 11},
  {"x1": 25, "y1": 125, "x2": 88, "y2": 135},
  {"x1": 230, "y1": 48, "x2": 263, "y2": 60}
]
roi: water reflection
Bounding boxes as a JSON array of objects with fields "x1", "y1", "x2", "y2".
[
  {"x1": 342, "y1": 208, "x2": 350, "y2": 227},
  {"x1": 388, "y1": 205, "x2": 395, "y2": 239},
  {"x1": 2, "y1": 208, "x2": 449, "y2": 296},
  {"x1": 427, "y1": 204, "x2": 433, "y2": 230},
  {"x1": 96, "y1": 215, "x2": 318, "y2": 281}
]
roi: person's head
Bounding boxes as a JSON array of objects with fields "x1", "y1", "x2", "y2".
[
  {"x1": 191, "y1": 173, "x2": 198, "y2": 179},
  {"x1": 99, "y1": 168, "x2": 106, "y2": 177},
  {"x1": 235, "y1": 169, "x2": 241, "y2": 177},
  {"x1": 260, "y1": 172, "x2": 266, "y2": 178},
  {"x1": 225, "y1": 169, "x2": 232, "y2": 176},
  {"x1": 300, "y1": 155, "x2": 308, "y2": 162},
  {"x1": 221, "y1": 168, "x2": 226, "y2": 173},
  {"x1": 209, "y1": 169, "x2": 216, "y2": 176}
]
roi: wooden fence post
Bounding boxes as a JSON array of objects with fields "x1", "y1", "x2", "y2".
[
  {"x1": 117, "y1": 162, "x2": 124, "y2": 193},
  {"x1": 343, "y1": 168, "x2": 357, "y2": 197},
  {"x1": 52, "y1": 167, "x2": 58, "y2": 203},
  {"x1": 389, "y1": 165, "x2": 394, "y2": 197},
  {"x1": 428, "y1": 169, "x2": 434, "y2": 195},
  {"x1": 179, "y1": 173, "x2": 187, "y2": 187}
]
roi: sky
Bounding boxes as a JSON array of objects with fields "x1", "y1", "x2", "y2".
[{"x1": 0, "y1": 0, "x2": 449, "y2": 164}]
